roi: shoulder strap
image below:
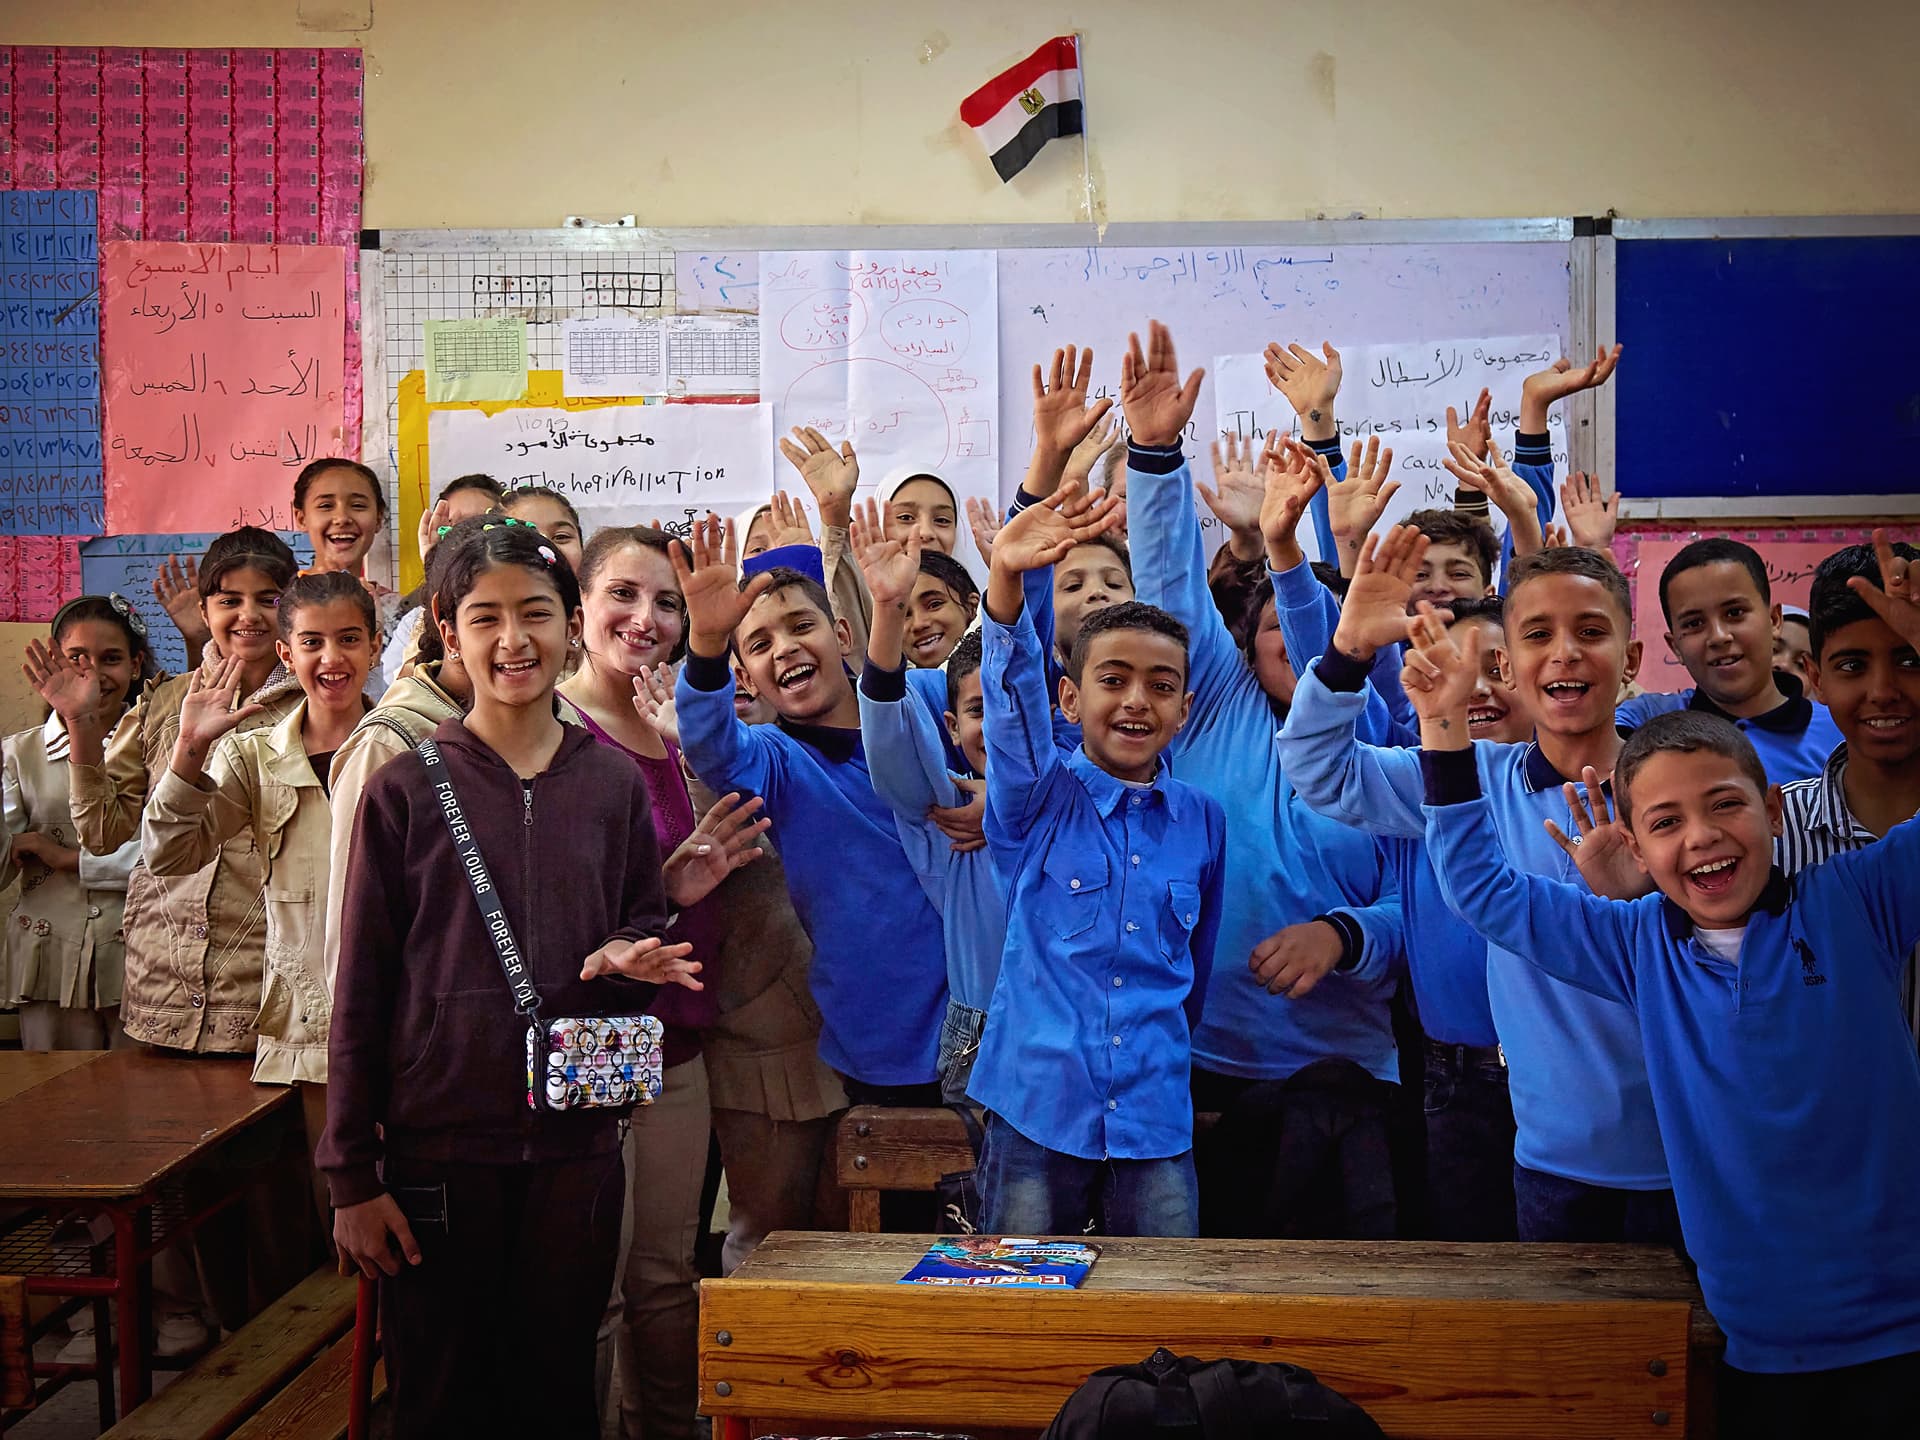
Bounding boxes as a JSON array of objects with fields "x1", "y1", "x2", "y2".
[
  {"x1": 362, "y1": 710, "x2": 436, "y2": 750},
  {"x1": 416, "y1": 738, "x2": 543, "y2": 1022}
]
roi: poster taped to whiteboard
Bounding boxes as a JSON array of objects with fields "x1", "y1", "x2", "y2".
[{"x1": 426, "y1": 402, "x2": 775, "y2": 536}]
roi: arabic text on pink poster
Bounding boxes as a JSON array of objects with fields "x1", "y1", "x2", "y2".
[{"x1": 102, "y1": 241, "x2": 347, "y2": 533}]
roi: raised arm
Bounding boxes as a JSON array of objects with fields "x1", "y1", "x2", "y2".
[
  {"x1": 140, "y1": 657, "x2": 270, "y2": 877},
  {"x1": 672, "y1": 516, "x2": 780, "y2": 800},
  {"x1": 1263, "y1": 340, "x2": 1344, "y2": 562}
]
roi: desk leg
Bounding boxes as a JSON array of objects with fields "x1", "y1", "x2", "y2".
[
  {"x1": 719, "y1": 1418, "x2": 750, "y2": 1440},
  {"x1": 110, "y1": 1203, "x2": 154, "y2": 1410}
]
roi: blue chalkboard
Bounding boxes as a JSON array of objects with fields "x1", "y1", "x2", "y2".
[{"x1": 1615, "y1": 235, "x2": 1920, "y2": 500}]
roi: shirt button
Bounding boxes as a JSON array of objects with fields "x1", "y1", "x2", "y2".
[
  {"x1": 1125, "y1": 921, "x2": 1139, "y2": 933},
  {"x1": 1112, "y1": 1035, "x2": 1122, "y2": 1046},
  {"x1": 192, "y1": 923, "x2": 208, "y2": 940},
  {"x1": 1112, "y1": 976, "x2": 1124, "y2": 988},
  {"x1": 1130, "y1": 855, "x2": 1140, "y2": 866},
  {"x1": 190, "y1": 994, "x2": 204, "y2": 1008},
  {"x1": 87, "y1": 905, "x2": 102, "y2": 918},
  {"x1": 1069, "y1": 878, "x2": 1081, "y2": 890},
  {"x1": 1107, "y1": 1099, "x2": 1118, "y2": 1110},
  {"x1": 1186, "y1": 913, "x2": 1196, "y2": 925},
  {"x1": 1131, "y1": 795, "x2": 1143, "y2": 806}
]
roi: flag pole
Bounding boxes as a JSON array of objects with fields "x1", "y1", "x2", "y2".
[{"x1": 1074, "y1": 32, "x2": 1097, "y2": 237}]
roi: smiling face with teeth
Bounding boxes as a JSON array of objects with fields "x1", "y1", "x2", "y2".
[
  {"x1": 1451, "y1": 614, "x2": 1532, "y2": 744},
  {"x1": 1618, "y1": 740, "x2": 1783, "y2": 931},
  {"x1": 1060, "y1": 615, "x2": 1192, "y2": 785},
  {"x1": 1812, "y1": 616, "x2": 1920, "y2": 772},
  {"x1": 277, "y1": 593, "x2": 374, "y2": 724},
  {"x1": 578, "y1": 540, "x2": 686, "y2": 677},
  {"x1": 202, "y1": 564, "x2": 286, "y2": 674},
  {"x1": 906, "y1": 572, "x2": 976, "y2": 669},
  {"x1": 1503, "y1": 571, "x2": 1641, "y2": 744},
  {"x1": 735, "y1": 582, "x2": 857, "y2": 727},
  {"x1": 1662, "y1": 560, "x2": 1785, "y2": 717},
  {"x1": 442, "y1": 561, "x2": 581, "y2": 713},
  {"x1": 293, "y1": 463, "x2": 384, "y2": 577}
]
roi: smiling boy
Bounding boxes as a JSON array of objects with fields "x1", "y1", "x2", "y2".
[
  {"x1": 1408, "y1": 593, "x2": 1920, "y2": 1437},
  {"x1": 1619, "y1": 538, "x2": 1842, "y2": 783}
]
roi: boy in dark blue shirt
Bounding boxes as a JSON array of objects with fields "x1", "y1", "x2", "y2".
[
  {"x1": 1407, "y1": 584, "x2": 1920, "y2": 1437},
  {"x1": 971, "y1": 355, "x2": 1227, "y2": 1236},
  {"x1": 1618, "y1": 537, "x2": 1842, "y2": 783}
]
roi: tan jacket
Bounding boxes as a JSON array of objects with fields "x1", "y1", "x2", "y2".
[
  {"x1": 69, "y1": 666, "x2": 303, "y2": 1053},
  {"x1": 2, "y1": 715, "x2": 140, "y2": 1009},
  {"x1": 321, "y1": 663, "x2": 463, "y2": 995},
  {"x1": 142, "y1": 700, "x2": 346, "y2": 1085}
]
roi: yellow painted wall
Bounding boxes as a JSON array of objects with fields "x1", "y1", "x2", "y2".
[{"x1": 22, "y1": 1, "x2": 1920, "y2": 228}]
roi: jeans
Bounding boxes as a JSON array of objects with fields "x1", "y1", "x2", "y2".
[
  {"x1": 937, "y1": 1001, "x2": 988, "y2": 1107},
  {"x1": 1422, "y1": 1049, "x2": 1518, "y2": 1241},
  {"x1": 1513, "y1": 1163, "x2": 1683, "y2": 1247},
  {"x1": 1719, "y1": 1350, "x2": 1920, "y2": 1439},
  {"x1": 978, "y1": 1113, "x2": 1198, "y2": 1237}
]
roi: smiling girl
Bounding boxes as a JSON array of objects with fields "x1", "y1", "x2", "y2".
[{"x1": 293, "y1": 458, "x2": 400, "y2": 629}]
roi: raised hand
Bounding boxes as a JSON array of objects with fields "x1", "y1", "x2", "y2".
[
  {"x1": 766, "y1": 490, "x2": 815, "y2": 549},
  {"x1": 848, "y1": 496, "x2": 922, "y2": 608},
  {"x1": 1032, "y1": 344, "x2": 1115, "y2": 456},
  {"x1": 151, "y1": 554, "x2": 209, "y2": 646},
  {"x1": 988, "y1": 480, "x2": 1126, "y2": 579},
  {"x1": 1119, "y1": 322, "x2": 1204, "y2": 449},
  {"x1": 1561, "y1": 472, "x2": 1620, "y2": 551},
  {"x1": 670, "y1": 515, "x2": 773, "y2": 658},
  {"x1": 417, "y1": 498, "x2": 454, "y2": 562},
  {"x1": 1063, "y1": 411, "x2": 1125, "y2": 489},
  {"x1": 777, "y1": 426, "x2": 859, "y2": 527},
  {"x1": 172, "y1": 655, "x2": 268, "y2": 778},
  {"x1": 928, "y1": 775, "x2": 986, "y2": 854},
  {"x1": 1250, "y1": 919, "x2": 1345, "y2": 999},
  {"x1": 1443, "y1": 438, "x2": 1533, "y2": 520},
  {"x1": 1198, "y1": 432, "x2": 1275, "y2": 538},
  {"x1": 24, "y1": 638, "x2": 111, "y2": 731},
  {"x1": 1258, "y1": 437, "x2": 1326, "y2": 566},
  {"x1": 1399, "y1": 603, "x2": 1478, "y2": 739},
  {"x1": 1263, "y1": 340, "x2": 1343, "y2": 440},
  {"x1": 1544, "y1": 766, "x2": 1653, "y2": 900},
  {"x1": 1846, "y1": 529, "x2": 1920, "y2": 648},
  {"x1": 1331, "y1": 525, "x2": 1439, "y2": 662},
  {"x1": 965, "y1": 496, "x2": 1003, "y2": 568},
  {"x1": 579, "y1": 936, "x2": 703, "y2": 989},
  {"x1": 629, "y1": 663, "x2": 678, "y2": 745},
  {"x1": 1543, "y1": 522, "x2": 1573, "y2": 549},
  {"x1": 1325, "y1": 436, "x2": 1401, "y2": 549},
  {"x1": 663, "y1": 791, "x2": 769, "y2": 908},
  {"x1": 1520, "y1": 345, "x2": 1623, "y2": 431},
  {"x1": 1446, "y1": 388, "x2": 1493, "y2": 463}
]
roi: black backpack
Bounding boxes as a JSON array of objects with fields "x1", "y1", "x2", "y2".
[{"x1": 1040, "y1": 1348, "x2": 1387, "y2": 1440}]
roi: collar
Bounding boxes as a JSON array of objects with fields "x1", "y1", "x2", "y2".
[
  {"x1": 1066, "y1": 746, "x2": 1186, "y2": 820},
  {"x1": 263, "y1": 701, "x2": 330, "y2": 788},
  {"x1": 1801, "y1": 743, "x2": 1860, "y2": 838},
  {"x1": 1685, "y1": 672, "x2": 1813, "y2": 734},
  {"x1": 776, "y1": 716, "x2": 861, "y2": 764},
  {"x1": 1520, "y1": 728, "x2": 1633, "y2": 793},
  {"x1": 1660, "y1": 866, "x2": 1793, "y2": 940}
]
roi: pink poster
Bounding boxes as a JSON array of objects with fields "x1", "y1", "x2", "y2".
[{"x1": 101, "y1": 241, "x2": 347, "y2": 533}]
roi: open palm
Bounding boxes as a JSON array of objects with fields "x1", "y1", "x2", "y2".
[
  {"x1": 849, "y1": 498, "x2": 921, "y2": 607},
  {"x1": 23, "y1": 639, "x2": 107, "y2": 727},
  {"x1": 672, "y1": 516, "x2": 771, "y2": 650}
]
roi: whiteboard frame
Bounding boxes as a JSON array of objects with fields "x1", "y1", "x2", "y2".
[{"x1": 1601, "y1": 214, "x2": 1920, "y2": 519}]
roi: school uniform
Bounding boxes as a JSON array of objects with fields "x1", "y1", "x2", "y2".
[
  {"x1": 1279, "y1": 652, "x2": 1677, "y2": 1243},
  {"x1": 1778, "y1": 745, "x2": 1920, "y2": 1046},
  {"x1": 676, "y1": 654, "x2": 948, "y2": 1088},
  {"x1": 1422, "y1": 747, "x2": 1920, "y2": 1417},
  {"x1": 971, "y1": 602, "x2": 1226, "y2": 1237},
  {"x1": 1618, "y1": 675, "x2": 1843, "y2": 785},
  {"x1": 857, "y1": 658, "x2": 1006, "y2": 1103},
  {"x1": 2, "y1": 713, "x2": 139, "y2": 1046}
]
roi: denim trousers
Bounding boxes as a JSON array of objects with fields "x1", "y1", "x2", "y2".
[{"x1": 978, "y1": 1113, "x2": 1198, "y2": 1237}]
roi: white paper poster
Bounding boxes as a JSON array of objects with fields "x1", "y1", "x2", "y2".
[
  {"x1": 1212, "y1": 335, "x2": 1569, "y2": 556},
  {"x1": 561, "y1": 316, "x2": 669, "y2": 398},
  {"x1": 759, "y1": 250, "x2": 999, "y2": 536},
  {"x1": 666, "y1": 315, "x2": 759, "y2": 396},
  {"x1": 427, "y1": 402, "x2": 775, "y2": 537}
]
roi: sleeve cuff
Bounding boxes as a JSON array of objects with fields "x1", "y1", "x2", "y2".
[
  {"x1": 858, "y1": 657, "x2": 908, "y2": 702},
  {"x1": 1317, "y1": 910, "x2": 1366, "y2": 972},
  {"x1": 1420, "y1": 746, "x2": 1482, "y2": 806},
  {"x1": 1009, "y1": 487, "x2": 1042, "y2": 516},
  {"x1": 1512, "y1": 430, "x2": 1553, "y2": 464},
  {"x1": 1308, "y1": 434, "x2": 1344, "y2": 457},
  {"x1": 1268, "y1": 557, "x2": 1323, "y2": 609},
  {"x1": 324, "y1": 1164, "x2": 383, "y2": 1210},
  {"x1": 744, "y1": 543, "x2": 825, "y2": 586},
  {"x1": 682, "y1": 651, "x2": 732, "y2": 692},
  {"x1": 1315, "y1": 645, "x2": 1372, "y2": 693},
  {"x1": 1126, "y1": 441, "x2": 1185, "y2": 476}
]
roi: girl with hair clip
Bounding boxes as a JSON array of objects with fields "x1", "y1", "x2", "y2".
[
  {"x1": 293, "y1": 457, "x2": 403, "y2": 631},
  {"x1": 500, "y1": 483, "x2": 586, "y2": 572},
  {"x1": 7, "y1": 594, "x2": 155, "y2": 1050},
  {"x1": 321, "y1": 520, "x2": 762, "y2": 1435},
  {"x1": 375, "y1": 472, "x2": 507, "y2": 694}
]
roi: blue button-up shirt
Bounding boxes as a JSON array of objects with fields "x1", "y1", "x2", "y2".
[{"x1": 972, "y1": 604, "x2": 1226, "y2": 1162}]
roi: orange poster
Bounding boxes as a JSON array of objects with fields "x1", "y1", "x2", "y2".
[{"x1": 101, "y1": 241, "x2": 347, "y2": 534}]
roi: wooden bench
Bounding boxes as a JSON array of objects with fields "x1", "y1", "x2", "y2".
[
  {"x1": 700, "y1": 1232, "x2": 1723, "y2": 1439},
  {"x1": 102, "y1": 1265, "x2": 384, "y2": 1440}
]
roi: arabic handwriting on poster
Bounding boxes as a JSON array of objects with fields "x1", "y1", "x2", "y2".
[
  {"x1": 0, "y1": 537, "x2": 85, "y2": 623},
  {"x1": 426, "y1": 402, "x2": 774, "y2": 534},
  {"x1": 101, "y1": 241, "x2": 347, "y2": 535},
  {"x1": 561, "y1": 316, "x2": 668, "y2": 398},
  {"x1": 424, "y1": 316, "x2": 529, "y2": 403}
]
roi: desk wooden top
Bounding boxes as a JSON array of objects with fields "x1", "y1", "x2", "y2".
[
  {"x1": 0, "y1": 1048, "x2": 293, "y2": 1200},
  {"x1": 0, "y1": 1049, "x2": 101, "y2": 1105}
]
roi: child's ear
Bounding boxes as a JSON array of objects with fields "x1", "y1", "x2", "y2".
[
  {"x1": 1057, "y1": 674, "x2": 1080, "y2": 725},
  {"x1": 944, "y1": 710, "x2": 962, "y2": 744},
  {"x1": 1765, "y1": 782, "x2": 1785, "y2": 839},
  {"x1": 276, "y1": 638, "x2": 294, "y2": 669},
  {"x1": 1767, "y1": 602, "x2": 1783, "y2": 638},
  {"x1": 732, "y1": 661, "x2": 760, "y2": 699},
  {"x1": 1624, "y1": 824, "x2": 1650, "y2": 875},
  {"x1": 1662, "y1": 629, "x2": 1681, "y2": 663},
  {"x1": 963, "y1": 593, "x2": 980, "y2": 623},
  {"x1": 1174, "y1": 688, "x2": 1194, "y2": 734},
  {"x1": 567, "y1": 606, "x2": 584, "y2": 650},
  {"x1": 1622, "y1": 638, "x2": 1644, "y2": 685},
  {"x1": 1808, "y1": 657, "x2": 1826, "y2": 706},
  {"x1": 1495, "y1": 645, "x2": 1517, "y2": 691},
  {"x1": 834, "y1": 616, "x2": 853, "y2": 658}
]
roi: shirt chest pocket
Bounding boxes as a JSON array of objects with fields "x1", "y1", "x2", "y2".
[
  {"x1": 1160, "y1": 880, "x2": 1202, "y2": 960},
  {"x1": 1040, "y1": 848, "x2": 1109, "y2": 941}
]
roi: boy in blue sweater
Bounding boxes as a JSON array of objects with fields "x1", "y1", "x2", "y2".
[
  {"x1": 1406, "y1": 597, "x2": 1920, "y2": 1438},
  {"x1": 1280, "y1": 537, "x2": 1679, "y2": 1244},
  {"x1": 1619, "y1": 538, "x2": 1842, "y2": 783},
  {"x1": 848, "y1": 500, "x2": 1005, "y2": 1105},
  {"x1": 672, "y1": 519, "x2": 949, "y2": 1107},
  {"x1": 972, "y1": 432, "x2": 1226, "y2": 1238}
]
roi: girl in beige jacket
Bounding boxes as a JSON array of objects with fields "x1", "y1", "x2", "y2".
[{"x1": 5, "y1": 596, "x2": 153, "y2": 1049}]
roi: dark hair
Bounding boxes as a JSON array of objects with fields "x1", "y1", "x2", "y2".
[
  {"x1": 51, "y1": 594, "x2": 157, "y2": 685},
  {"x1": 431, "y1": 518, "x2": 582, "y2": 638},
  {"x1": 739, "y1": 565, "x2": 835, "y2": 628},
  {"x1": 1808, "y1": 540, "x2": 1920, "y2": 658},
  {"x1": 277, "y1": 569, "x2": 378, "y2": 640},
  {"x1": 1505, "y1": 545, "x2": 1633, "y2": 627},
  {"x1": 1657, "y1": 537, "x2": 1770, "y2": 623},
  {"x1": 1310, "y1": 561, "x2": 1348, "y2": 600},
  {"x1": 890, "y1": 473, "x2": 956, "y2": 509},
  {"x1": 945, "y1": 628, "x2": 984, "y2": 713},
  {"x1": 917, "y1": 550, "x2": 980, "y2": 607},
  {"x1": 198, "y1": 526, "x2": 298, "y2": 600},
  {"x1": 439, "y1": 473, "x2": 507, "y2": 505},
  {"x1": 1066, "y1": 532, "x2": 1133, "y2": 580},
  {"x1": 575, "y1": 527, "x2": 686, "y2": 664},
  {"x1": 292, "y1": 457, "x2": 388, "y2": 520},
  {"x1": 1446, "y1": 595, "x2": 1507, "y2": 628},
  {"x1": 415, "y1": 514, "x2": 507, "y2": 666},
  {"x1": 1067, "y1": 600, "x2": 1189, "y2": 682},
  {"x1": 1616, "y1": 711, "x2": 1768, "y2": 826},
  {"x1": 503, "y1": 484, "x2": 583, "y2": 534},
  {"x1": 1406, "y1": 509, "x2": 1499, "y2": 586}
]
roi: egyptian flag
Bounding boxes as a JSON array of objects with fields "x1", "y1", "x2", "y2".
[{"x1": 961, "y1": 36, "x2": 1084, "y2": 184}]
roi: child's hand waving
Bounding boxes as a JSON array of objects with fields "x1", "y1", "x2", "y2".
[
  {"x1": 172, "y1": 654, "x2": 268, "y2": 778},
  {"x1": 662, "y1": 791, "x2": 769, "y2": 908},
  {"x1": 580, "y1": 936, "x2": 704, "y2": 989},
  {"x1": 1331, "y1": 524, "x2": 1437, "y2": 662},
  {"x1": 1446, "y1": 388, "x2": 1492, "y2": 462},
  {"x1": 23, "y1": 637, "x2": 114, "y2": 734},
  {"x1": 1199, "y1": 432, "x2": 1276, "y2": 540},
  {"x1": 1257, "y1": 437, "x2": 1326, "y2": 570},
  {"x1": 671, "y1": 515, "x2": 772, "y2": 659},
  {"x1": 1560, "y1": 472, "x2": 1620, "y2": 551},
  {"x1": 848, "y1": 497, "x2": 922, "y2": 609},
  {"x1": 1520, "y1": 345, "x2": 1623, "y2": 432},
  {"x1": 1545, "y1": 767, "x2": 1654, "y2": 901},
  {"x1": 1120, "y1": 321, "x2": 1203, "y2": 449},
  {"x1": 1846, "y1": 529, "x2": 1920, "y2": 647},
  {"x1": 628, "y1": 664, "x2": 678, "y2": 745},
  {"x1": 777, "y1": 427, "x2": 859, "y2": 528},
  {"x1": 1032, "y1": 345, "x2": 1115, "y2": 458},
  {"x1": 151, "y1": 554, "x2": 210, "y2": 646},
  {"x1": 765, "y1": 490, "x2": 815, "y2": 549},
  {"x1": 1263, "y1": 340, "x2": 1342, "y2": 440},
  {"x1": 965, "y1": 497, "x2": 1002, "y2": 569},
  {"x1": 988, "y1": 480, "x2": 1125, "y2": 579},
  {"x1": 1325, "y1": 436, "x2": 1401, "y2": 559},
  {"x1": 1399, "y1": 603, "x2": 1478, "y2": 743}
]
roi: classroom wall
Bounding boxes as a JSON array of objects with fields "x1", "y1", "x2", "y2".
[{"x1": 24, "y1": 1, "x2": 1920, "y2": 229}]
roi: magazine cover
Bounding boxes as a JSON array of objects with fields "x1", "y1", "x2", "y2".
[{"x1": 898, "y1": 1236, "x2": 1101, "y2": 1288}]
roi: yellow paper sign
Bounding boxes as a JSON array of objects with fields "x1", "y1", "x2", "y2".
[{"x1": 423, "y1": 317, "x2": 529, "y2": 404}]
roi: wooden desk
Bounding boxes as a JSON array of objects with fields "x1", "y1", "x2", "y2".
[
  {"x1": 0, "y1": 1049, "x2": 295, "y2": 1427},
  {"x1": 700, "y1": 1232, "x2": 1722, "y2": 1440}
]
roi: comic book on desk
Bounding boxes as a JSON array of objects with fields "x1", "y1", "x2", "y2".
[{"x1": 898, "y1": 1236, "x2": 1101, "y2": 1288}]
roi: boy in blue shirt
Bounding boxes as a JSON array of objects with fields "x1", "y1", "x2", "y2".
[
  {"x1": 972, "y1": 424, "x2": 1226, "y2": 1238},
  {"x1": 848, "y1": 500, "x2": 1004, "y2": 1104},
  {"x1": 1405, "y1": 591, "x2": 1920, "y2": 1438},
  {"x1": 672, "y1": 519, "x2": 949, "y2": 1107},
  {"x1": 1618, "y1": 537, "x2": 1842, "y2": 783}
]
